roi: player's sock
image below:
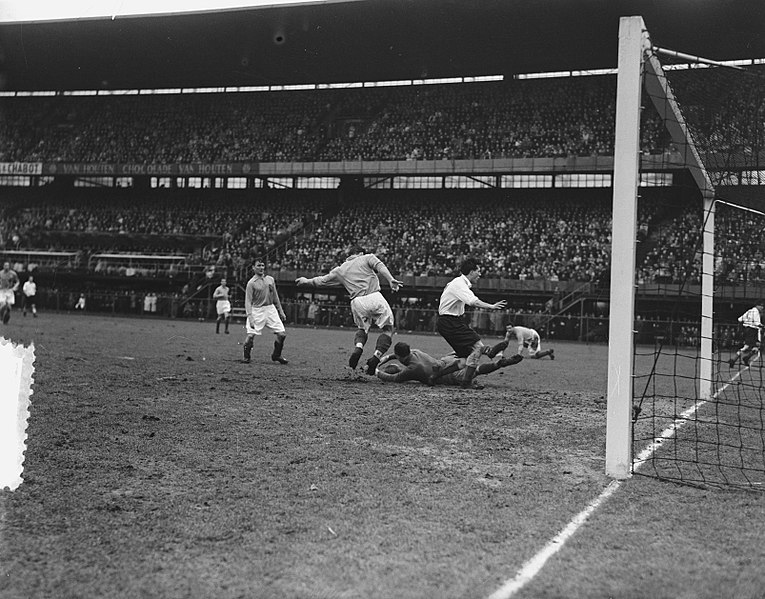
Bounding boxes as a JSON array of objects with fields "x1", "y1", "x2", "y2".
[
  {"x1": 485, "y1": 340, "x2": 508, "y2": 358},
  {"x1": 537, "y1": 349, "x2": 554, "y2": 359},
  {"x1": 2, "y1": 306, "x2": 10, "y2": 325},
  {"x1": 365, "y1": 355, "x2": 380, "y2": 375},
  {"x1": 349, "y1": 331, "x2": 368, "y2": 368},
  {"x1": 225, "y1": 318, "x2": 230, "y2": 334},
  {"x1": 243, "y1": 337, "x2": 253, "y2": 363},
  {"x1": 374, "y1": 333, "x2": 392, "y2": 356},
  {"x1": 428, "y1": 360, "x2": 462, "y2": 385},
  {"x1": 272, "y1": 336, "x2": 288, "y2": 364},
  {"x1": 460, "y1": 366, "x2": 477, "y2": 388},
  {"x1": 497, "y1": 354, "x2": 523, "y2": 367},
  {"x1": 349, "y1": 347, "x2": 363, "y2": 369},
  {"x1": 477, "y1": 362, "x2": 501, "y2": 375}
]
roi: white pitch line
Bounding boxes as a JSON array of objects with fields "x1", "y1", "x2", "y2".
[{"x1": 487, "y1": 363, "x2": 745, "y2": 599}]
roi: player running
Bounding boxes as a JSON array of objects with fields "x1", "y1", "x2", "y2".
[
  {"x1": 296, "y1": 244, "x2": 404, "y2": 374},
  {"x1": 375, "y1": 341, "x2": 523, "y2": 389},
  {"x1": 0, "y1": 262, "x2": 20, "y2": 325}
]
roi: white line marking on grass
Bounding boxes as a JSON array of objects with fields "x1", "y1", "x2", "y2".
[
  {"x1": 486, "y1": 478, "x2": 623, "y2": 599},
  {"x1": 487, "y1": 365, "x2": 743, "y2": 599}
]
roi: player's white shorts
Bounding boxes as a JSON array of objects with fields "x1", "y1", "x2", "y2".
[
  {"x1": 246, "y1": 304, "x2": 285, "y2": 335},
  {"x1": 0, "y1": 289, "x2": 15, "y2": 306},
  {"x1": 216, "y1": 300, "x2": 231, "y2": 316},
  {"x1": 350, "y1": 292, "x2": 394, "y2": 332}
]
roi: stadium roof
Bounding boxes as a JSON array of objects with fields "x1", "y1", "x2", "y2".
[{"x1": 0, "y1": 0, "x2": 763, "y2": 91}]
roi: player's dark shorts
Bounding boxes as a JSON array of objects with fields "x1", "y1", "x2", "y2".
[
  {"x1": 436, "y1": 314, "x2": 481, "y2": 358},
  {"x1": 743, "y1": 326, "x2": 760, "y2": 348}
]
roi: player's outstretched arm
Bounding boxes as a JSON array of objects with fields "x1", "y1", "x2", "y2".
[{"x1": 474, "y1": 298, "x2": 507, "y2": 311}]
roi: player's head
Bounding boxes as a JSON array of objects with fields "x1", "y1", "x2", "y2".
[
  {"x1": 220, "y1": 278, "x2": 227, "y2": 286},
  {"x1": 253, "y1": 260, "x2": 265, "y2": 275},
  {"x1": 2, "y1": 262, "x2": 9, "y2": 270},
  {"x1": 27, "y1": 275, "x2": 33, "y2": 282},
  {"x1": 393, "y1": 341, "x2": 411, "y2": 359},
  {"x1": 347, "y1": 244, "x2": 365, "y2": 258},
  {"x1": 459, "y1": 258, "x2": 481, "y2": 280}
]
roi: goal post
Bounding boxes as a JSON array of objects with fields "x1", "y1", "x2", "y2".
[
  {"x1": 606, "y1": 16, "x2": 717, "y2": 479},
  {"x1": 607, "y1": 15, "x2": 765, "y2": 489},
  {"x1": 605, "y1": 15, "x2": 645, "y2": 479}
]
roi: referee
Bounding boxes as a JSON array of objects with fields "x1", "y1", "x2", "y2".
[{"x1": 431, "y1": 258, "x2": 507, "y2": 388}]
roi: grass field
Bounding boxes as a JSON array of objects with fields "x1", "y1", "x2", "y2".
[{"x1": 1, "y1": 312, "x2": 764, "y2": 599}]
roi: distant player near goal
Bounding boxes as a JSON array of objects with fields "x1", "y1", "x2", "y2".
[
  {"x1": 243, "y1": 261, "x2": 288, "y2": 365},
  {"x1": 0, "y1": 262, "x2": 20, "y2": 325},
  {"x1": 729, "y1": 301, "x2": 765, "y2": 368},
  {"x1": 503, "y1": 325, "x2": 555, "y2": 360},
  {"x1": 296, "y1": 244, "x2": 404, "y2": 374},
  {"x1": 213, "y1": 277, "x2": 231, "y2": 334},
  {"x1": 375, "y1": 341, "x2": 522, "y2": 389},
  {"x1": 22, "y1": 275, "x2": 37, "y2": 318}
]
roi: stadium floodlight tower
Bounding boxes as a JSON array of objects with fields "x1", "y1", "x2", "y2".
[{"x1": 606, "y1": 16, "x2": 716, "y2": 479}]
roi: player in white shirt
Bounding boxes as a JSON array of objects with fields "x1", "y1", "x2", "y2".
[
  {"x1": 213, "y1": 277, "x2": 232, "y2": 334},
  {"x1": 431, "y1": 258, "x2": 508, "y2": 387},
  {"x1": 503, "y1": 325, "x2": 555, "y2": 359},
  {"x1": 22, "y1": 275, "x2": 37, "y2": 317},
  {"x1": 296, "y1": 244, "x2": 404, "y2": 374},
  {"x1": 0, "y1": 262, "x2": 20, "y2": 325}
]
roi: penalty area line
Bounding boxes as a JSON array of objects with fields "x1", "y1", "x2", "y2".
[{"x1": 487, "y1": 365, "x2": 744, "y2": 599}]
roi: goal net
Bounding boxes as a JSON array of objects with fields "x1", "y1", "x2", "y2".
[{"x1": 607, "y1": 17, "x2": 765, "y2": 491}]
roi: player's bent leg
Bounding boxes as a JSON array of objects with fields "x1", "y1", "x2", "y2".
[
  {"x1": 485, "y1": 339, "x2": 509, "y2": 358},
  {"x1": 272, "y1": 333, "x2": 288, "y2": 364},
  {"x1": 461, "y1": 342, "x2": 485, "y2": 388},
  {"x1": 349, "y1": 329, "x2": 368, "y2": 369},
  {"x1": 243, "y1": 335, "x2": 254, "y2": 363},
  {"x1": 366, "y1": 327, "x2": 393, "y2": 375}
]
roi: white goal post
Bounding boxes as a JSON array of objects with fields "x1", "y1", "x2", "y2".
[{"x1": 605, "y1": 16, "x2": 717, "y2": 479}]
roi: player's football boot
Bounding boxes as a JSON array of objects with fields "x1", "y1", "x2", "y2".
[
  {"x1": 365, "y1": 355, "x2": 380, "y2": 375},
  {"x1": 549, "y1": 349, "x2": 555, "y2": 360},
  {"x1": 348, "y1": 347, "x2": 363, "y2": 369},
  {"x1": 272, "y1": 354, "x2": 289, "y2": 365}
]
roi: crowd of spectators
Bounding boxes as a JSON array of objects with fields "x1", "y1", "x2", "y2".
[
  {"x1": 1, "y1": 66, "x2": 763, "y2": 290},
  {"x1": 0, "y1": 75, "x2": 668, "y2": 164}
]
